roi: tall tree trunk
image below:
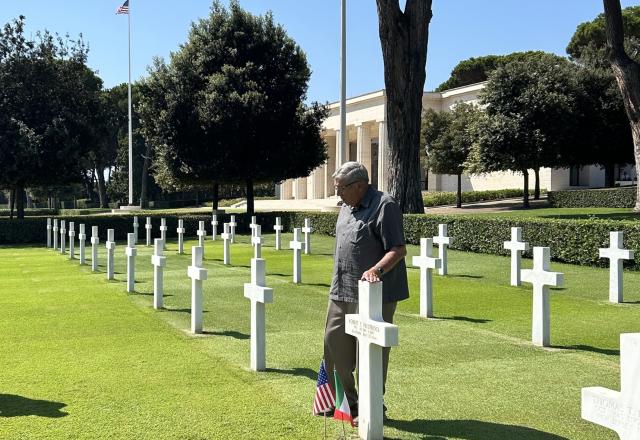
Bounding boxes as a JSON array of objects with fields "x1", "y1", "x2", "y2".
[
  {"x1": 456, "y1": 172, "x2": 462, "y2": 208},
  {"x1": 9, "y1": 188, "x2": 15, "y2": 220},
  {"x1": 376, "y1": 0, "x2": 432, "y2": 213},
  {"x1": 534, "y1": 167, "x2": 540, "y2": 200},
  {"x1": 15, "y1": 184, "x2": 25, "y2": 220},
  {"x1": 84, "y1": 170, "x2": 94, "y2": 200},
  {"x1": 140, "y1": 142, "x2": 153, "y2": 208},
  {"x1": 212, "y1": 181, "x2": 219, "y2": 212},
  {"x1": 603, "y1": 0, "x2": 640, "y2": 211},
  {"x1": 95, "y1": 164, "x2": 108, "y2": 208},
  {"x1": 246, "y1": 178, "x2": 255, "y2": 217},
  {"x1": 522, "y1": 171, "x2": 530, "y2": 209}
]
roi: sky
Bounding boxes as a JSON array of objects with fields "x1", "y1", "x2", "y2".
[{"x1": 1, "y1": 1, "x2": 638, "y2": 104}]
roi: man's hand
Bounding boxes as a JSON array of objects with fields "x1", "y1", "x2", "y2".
[{"x1": 361, "y1": 267, "x2": 382, "y2": 283}]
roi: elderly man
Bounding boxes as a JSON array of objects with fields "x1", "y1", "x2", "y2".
[{"x1": 324, "y1": 161, "x2": 408, "y2": 421}]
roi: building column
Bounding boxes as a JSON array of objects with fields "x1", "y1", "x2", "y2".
[
  {"x1": 294, "y1": 177, "x2": 307, "y2": 200},
  {"x1": 314, "y1": 165, "x2": 326, "y2": 199},
  {"x1": 356, "y1": 123, "x2": 372, "y2": 179},
  {"x1": 377, "y1": 120, "x2": 387, "y2": 192},
  {"x1": 307, "y1": 171, "x2": 315, "y2": 199},
  {"x1": 280, "y1": 180, "x2": 293, "y2": 200},
  {"x1": 325, "y1": 132, "x2": 337, "y2": 197}
]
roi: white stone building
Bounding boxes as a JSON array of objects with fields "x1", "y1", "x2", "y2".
[{"x1": 278, "y1": 81, "x2": 636, "y2": 200}]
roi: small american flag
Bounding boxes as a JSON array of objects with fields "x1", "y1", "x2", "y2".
[
  {"x1": 116, "y1": 0, "x2": 129, "y2": 14},
  {"x1": 312, "y1": 359, "x2": 335, "y2": 415}
]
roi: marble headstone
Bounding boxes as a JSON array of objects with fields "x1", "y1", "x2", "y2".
[{"x1": 582, "y1": 333, "x2": 640, "y2": 440}]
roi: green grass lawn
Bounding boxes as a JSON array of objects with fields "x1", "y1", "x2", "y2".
[
  {"x1": 458, "y1": 206, "x2": 640, "y2": 221},
  {"x1": 2, "y1": 232, "x2": 639, "y2": 439}
]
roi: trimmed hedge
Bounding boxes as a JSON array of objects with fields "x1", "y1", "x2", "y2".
[
  {"x1": 0, "y1": 208, "x2": 57, "y2": 217},
  {"x1": 3, "y1": 210, "x2": 640, "y2": 270},
  {"x1": 423, "y1": 189, "x2": 539, "y2": 207},
  {"x1": 548, "y1": 187, "x2": 636, "y2": 208}
]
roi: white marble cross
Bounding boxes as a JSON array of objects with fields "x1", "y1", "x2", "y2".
[
  {"x1": 221, "y1": 223, "x2": 231, "y2": 265},
  {"x1": 46, "y1": 218, "x2": 52, "y2": 248},
  {"x1": 59, "y1": 220, "x2": 66, "y2": 254},
  {"x1": 160, "y1": 218, "x2": 168, "y2": 249},
  {"x1": 133, "y1": 216, "x2": 139, "y2": 245},
  {"x1": 106, "y1": 229, "x2": 116, "y2": 280},
  {"x1": 197, "y1": 220, "x2": 207, "y2": 254},
  {"x1": 289, "y1": 228, "x2": 303, "y2": 284},
  {"x1": 176, "y1": 219, "x2": 185, "y2": 254},
  {"x1": 599, "y1": 231, "x2": 634, "y2": 303},
  {"x1": 521, "y1": 247, "x2": 564, "y2": 347},
  {"x1": 152, "y1": 238, "x2": 166, "y2": 309},
  {"x1": 244, "y1": 257, "x2": 273, "y2": 371},
  {"x1": 145, "y1": 217, "x2": 152, "y2": 247},
  {"x1": 249, "y1": 215, "x2": 258, "y2": 238},
  {"x1": 91, "y1": 226, "x2": 99, "y2": 272},
  {"x1": 125, "y1": 233, "x2": 137, "y2": 293},
  {"x1": 582, "y1": 333, "x2": 640, "y2": 440},
  {"x1": 411, "y1": 238, "x2": 441, "y2": 318},
  {"x1": 229, "y1": 215, "x2": 237, "y2": 243},
  {"x1": 503, "y1": 227, "x2": 530, "y2": 286},
  {"x1": 346, "y1": 281, "x2": 399, "y2": 440},
  {"x1": 188, "y1": 246, "x2": 208, "y2": 334},
  {"x1": 211, "y1": 215, "x2": 218, "y2": 241},
  {"x1": 68, "y1": 222, "x2": 76, "y2": 260},
  {"x1": 52, "y1": 219, "x2": 59, "y2": 250},
  {"x1": 433, "y1": 224, "x2": 452, "y2": 276},
  {"x1": 302, "y1": 218, "x2": 313, "y2": 255},
  {"x1": 273, "y1": 217, "x2": 283, "y2": 251},
  {"x1": 252, "y1": 225, "x2": 263, "y2": 259},
  {"x1": 78, "y1": 224, "x2": 86, "y2": 265}
]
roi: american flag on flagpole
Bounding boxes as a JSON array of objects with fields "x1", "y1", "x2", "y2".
[
  {"x1": 313, "y1": 359, "x2": 335, "y2": 415},
  {"x1": 116, "y1": 0, "x2": 129, "y2": 14}
]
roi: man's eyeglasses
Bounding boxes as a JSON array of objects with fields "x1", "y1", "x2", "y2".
[{"x1": 334, "y1": 181, "x2": 357, "y2": 192}]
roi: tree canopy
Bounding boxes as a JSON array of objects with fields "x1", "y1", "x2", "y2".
[
  {"x1": 469, "y1": 53, "x2": 584, "y2": 207},
  {"x1": 421, "y1": 103, "x2": 481, "y2": 207},
  {"x1": 434, "y1": 51, "x2": 550, "y2": 92},
  {"x1": 567, "y1": 5, "x2": 640, "y2": 61},
  {"x1": 0, "y1": 16, "x2": 102, "y2": 218},
  {"x1": 139, "y1": 1, "x2": 327, "y2": 215}
]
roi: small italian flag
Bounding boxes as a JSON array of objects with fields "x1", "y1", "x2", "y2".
[{"x1": 333, "y1": 370, "x2": 355, "y2": 427}]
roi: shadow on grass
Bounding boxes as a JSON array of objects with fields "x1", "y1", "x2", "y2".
[
  {"x1": 437, "y1": 315, "x2": 492, "y2": 324},
  {"x1": 165, "y1": 307, "x2": 209, "y2": 314},
  {"x1": 130, "y1": 291, "x2": 173, "y2": 298},
  {"x1": 386, "y1": 419, "x2": 568, "y2": 440},
  {"x1": 265, "y1": 367, "x2": 316, "y2": 381},
  {"x1": 553, "y1": 344, "x2": 619, "y2": 356},
  {"x1": 448, "y1": 274, "x2": 483, "y2": 280},
  {"x1": 0, "y1": 394, "x2": 68, "y2": 418},
  {"x1": 202, "y1": 330, "x2": 249, "y2": 340}
]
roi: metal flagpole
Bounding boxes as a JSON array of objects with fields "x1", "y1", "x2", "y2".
[
  {"x1": 339, "y1": 0, "x2": 346, "y2": 169},
  {"x1": 127, "y1": 0, "x2": 134, "y2": 206}
]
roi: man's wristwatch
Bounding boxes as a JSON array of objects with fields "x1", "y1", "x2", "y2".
[{"x1": 376, "y1": 266, "x2": 384, "y2": 276}]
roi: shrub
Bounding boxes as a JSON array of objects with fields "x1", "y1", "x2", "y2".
[
  {"x1": 0, "y1": 208, "x2": 57, "y2": 217},
  {"x1": 423, "y1": 189, "x2": 539, "y2": 207},
  {"x1": 548, "y1": 187, "x2": 636, "y2": 208}
]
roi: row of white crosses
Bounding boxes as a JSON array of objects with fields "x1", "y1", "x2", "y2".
[{"x1": 505, "y1": 227, "x2": 635, "y2": 301}]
